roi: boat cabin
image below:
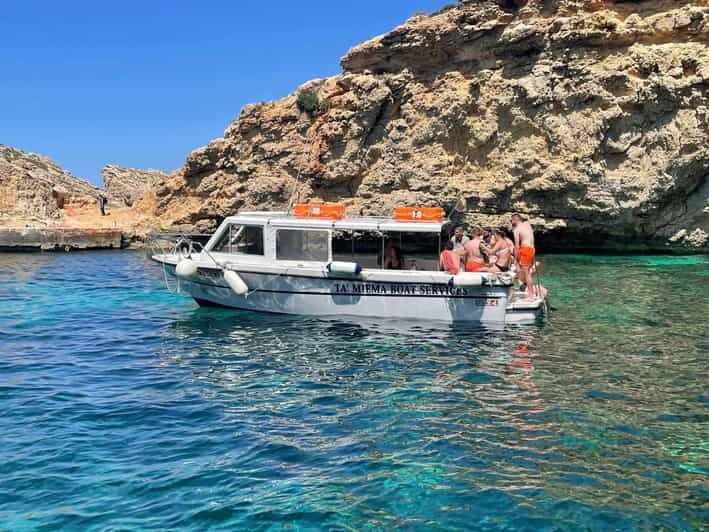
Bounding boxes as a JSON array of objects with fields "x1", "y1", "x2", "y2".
[{"x1": 204, "y1": 206, "x2": 449, "y2": 272}]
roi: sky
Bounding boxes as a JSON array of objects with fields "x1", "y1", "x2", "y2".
[{"x1": 1, "y1": 0, "x2": 448, "y2": 185}]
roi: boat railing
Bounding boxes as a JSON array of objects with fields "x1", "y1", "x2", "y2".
[
  {"x1": 147, "y1": 231, "x2": 211, "y2": 256},
  {"x1": 149, "y1": 231, "x2": 232, "y2": 267},
  {"x1": 147, "y1": 232, "x2": 223, "y2": 293}
]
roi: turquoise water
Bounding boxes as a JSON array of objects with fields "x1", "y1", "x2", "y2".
[{"x1": 0, "y1": 251, "x2": 707, "y2": 530}]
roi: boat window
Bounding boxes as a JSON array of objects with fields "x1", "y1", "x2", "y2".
[
  {"x1": 332, "y1": 230, "x2": 382, "y2": 269},
  {"x1": 276, "y1": 229, "x2": 329, "y2": 262},
  {"x1": 381, "y1": 231, "x2": 441, "y2": 271},
  {"x1": 211, "y1": 224, "x2": 264, "y2": 255}
]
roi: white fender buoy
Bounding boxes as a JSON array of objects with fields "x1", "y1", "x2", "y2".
[
  {"x1": 452, "y1": 272, "x2": 483, "y2": 287},
  {"x1": 223, "y1": 270, "x2": 249, "y2": 295},
  {"x1": 176, "y1": 259, "x2": 198, "y2": 279},
  {"x1": 327, "y1": 261, "x2": 362, "y2": 275}
]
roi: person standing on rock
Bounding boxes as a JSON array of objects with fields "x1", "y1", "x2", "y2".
[
  {"x1": 98, "y1": 192, "x2": 107, "y2": 216},
  {"x1": 512, "y1": 214, "x2": 536, "y2": 299}
]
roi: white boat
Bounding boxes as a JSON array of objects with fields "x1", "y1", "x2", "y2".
[{"x1": 151, "y1": 206, "x2": 547, "y2": 324}]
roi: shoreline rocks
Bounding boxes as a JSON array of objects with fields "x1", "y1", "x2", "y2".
[
  {"x1": 2, "y1": 1, "x2": 708, "y2": 254},
  {"x1": 0, "y1": 228, "x2": 124, "y2": 252},
  {"x1": 103, "y1": 165, "x2": 170, "y2": 207},
  {"x1": 150, "y1": 0, "x2": 708, "y2": 253},
  {"x1": 0, "y1": 147, "x2": 168, "y2": 251},
  {"x1": 0, "y1": 144, "x2": 98, "y2": 223}
]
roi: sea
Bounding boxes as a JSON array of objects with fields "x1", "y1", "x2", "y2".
[{"x1": 0, "y1": 251, "x2": 706, "y2": 530}]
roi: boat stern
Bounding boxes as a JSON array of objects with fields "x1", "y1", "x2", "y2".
[{"x1": 505, "y1": 294, "x2": 547, "y2": 323}]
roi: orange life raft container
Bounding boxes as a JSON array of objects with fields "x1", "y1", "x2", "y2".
[
  {"x1": 293, "y1": 203, "x2": 346, "y2": 220},
  {"x1": 393, "y1": 206, "x2": 445, "y2": 223}
]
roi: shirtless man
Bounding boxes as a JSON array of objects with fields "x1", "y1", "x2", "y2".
[
  {"x1": 511, "y1": 214, "x2": 536, "y2": 298},
  {"x1": 463, "y1": 227, "x2": 496, "y2": 273}
]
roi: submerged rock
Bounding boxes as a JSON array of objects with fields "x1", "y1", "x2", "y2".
[{"x1": 151, "y1": 0, "x2": 708, "y2": 252}]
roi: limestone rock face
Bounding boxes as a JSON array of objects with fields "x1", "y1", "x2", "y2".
[
  {"x1": 0, "y1": 145, "x2": 98, "y2": 225},
  {"x1": 153, "y1": 0, "x2": 709, "y2": 251},
  {"x1": 103, "y1": 165, "x2": 169, "y2": 207}
]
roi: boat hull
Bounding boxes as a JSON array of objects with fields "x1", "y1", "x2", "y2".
[{"x1": 164, "y1": 264, "x2": 540, "y2": 323}]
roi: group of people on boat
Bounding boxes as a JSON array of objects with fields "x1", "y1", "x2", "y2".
[{"x1": 440, "y1": 214, "x2": 538, "y2": 299}]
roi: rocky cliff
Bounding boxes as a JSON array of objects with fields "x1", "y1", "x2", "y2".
[
  {"x1": 0, "y1": 145, "x2": 98, "y2": 225},
  {"x1": 152, "y1": 0, "x2": 708, "y2": 252},
  {"x1": 0, "y1": 146, "x2": 161, "y2": 250},
  {"x1": 102, "y1": 165, "x2": 169, "y2": 207}
]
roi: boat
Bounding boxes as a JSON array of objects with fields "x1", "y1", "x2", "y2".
[{"x1": 151, "y1": 205, "x2": 547, "y2": 324}]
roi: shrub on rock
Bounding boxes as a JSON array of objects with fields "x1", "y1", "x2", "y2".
[{"x1": 296, "y1": 89, "x2": 319, "y2": 114}]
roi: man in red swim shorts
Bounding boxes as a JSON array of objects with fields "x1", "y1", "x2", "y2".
[
  {"x1": 512, "y1": 214, "x2": 536, "y2": 299},
  {"x1": 463, "y1": 227, "x2": 496, "y2": 273}
]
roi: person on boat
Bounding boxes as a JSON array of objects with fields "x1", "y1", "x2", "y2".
[
  {"x1": 440, "y1": 240, "x2": 460, "y2": 275},
  {"x1": 464, "y1": 227, "x2": 496, "y2": 273},
  {"x1": 501, "y1": 226, "x2": 515, "y2": 253},
  {"x1": 512, "y1": 213, "x2": 536, "y2": 299},
  {"x1": 501, "y1": 227, "x2": 516, "y2": 269},
  {"x1": 450, "y1": 226, "x2": 469, "y2": 252},
  {"x1": 383, "y1": 238, "x2": 403, "y2": 270},
  {"x1": 482, "y1": 228, "x2": 496, "y2": 262},
  {"x1": 485, "y1": 228, "x2": 515, "y2": 272}
]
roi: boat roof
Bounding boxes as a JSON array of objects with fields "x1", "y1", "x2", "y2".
[{"x1": 225, "y1": 212, "x2": 447, "y2": 233}]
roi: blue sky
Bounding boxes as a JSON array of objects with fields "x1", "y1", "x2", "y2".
[{"x1": 1, "y1": 0, "x2": 448, "y2": 185}]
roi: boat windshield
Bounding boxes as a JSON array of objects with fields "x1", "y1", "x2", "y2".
[{"x1": 211, "y1": 224, "x2": 264, "y2": 255}]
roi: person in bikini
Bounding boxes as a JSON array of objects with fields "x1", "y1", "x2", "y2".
[
  {"x1": 511, "y1": 213, "x2": 536, "y2": 299},
  {"x1": 502, "y1": 228, "x2": 516, "y2": 269},
  {"x1": 485, "y1": 228, "x2": 514, "y2": 272},
  {"x1": 464, "y1": 227, "x2": 497, "y2": 273}
]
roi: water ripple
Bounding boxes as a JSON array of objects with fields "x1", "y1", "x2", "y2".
[{"x1": 0, "y1": 251, "x2": 706, "y2": 529}]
